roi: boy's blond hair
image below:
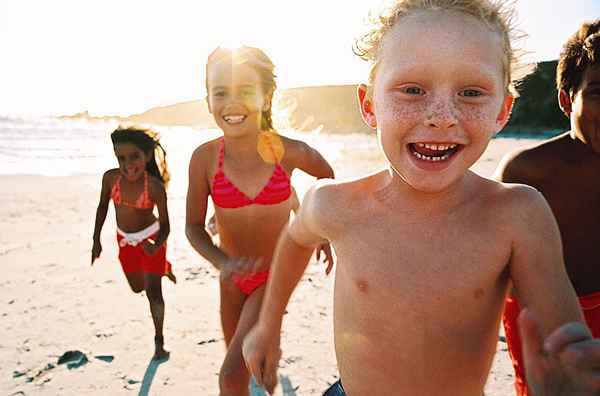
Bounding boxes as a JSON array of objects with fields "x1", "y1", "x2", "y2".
[{"x1": 353, "y1": 0, "x2": 528, "y2": 95}]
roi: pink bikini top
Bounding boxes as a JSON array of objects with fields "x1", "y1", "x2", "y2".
[
  {"x1": 211, "y1": 138, "x2": 292, "y2": 209},
  {"x1": 111, "y1": 171, "x2": 154, "y2": 210}
]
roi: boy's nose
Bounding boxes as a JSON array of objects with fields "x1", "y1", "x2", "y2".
[{"x1": 424, "y1": 100, "x2": 458, "y2": 129}]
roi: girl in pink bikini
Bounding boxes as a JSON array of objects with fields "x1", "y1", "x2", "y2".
[
  {"x1": 186, "y1": 46, "x2": 335, "y2": 395},
  {"x1": 92, "y1": 126, "x2": 175, "y2": 361}
]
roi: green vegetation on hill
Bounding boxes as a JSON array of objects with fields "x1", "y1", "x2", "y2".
[{"x1": 503, "y1": 60, "x2": 569, "y2": 135}]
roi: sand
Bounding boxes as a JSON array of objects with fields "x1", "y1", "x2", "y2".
[{"x1": 0, "y1": 137, "x2": 539, "y2": 395}]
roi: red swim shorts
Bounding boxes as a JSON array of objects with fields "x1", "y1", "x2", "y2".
[
  {"x1": 503, "y1": 291, "x2": 600, "y2": 396},
  {"x1": 116, "y1": 224, "x2": 170, "y2": 276}
]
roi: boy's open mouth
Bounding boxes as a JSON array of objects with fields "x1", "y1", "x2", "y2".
[
  {"x1": 223, "y1": 115, "x2": 247, "y2": 124},
  {"x1": 408, "y1": 143, "x2": 461, "y2": 162}
]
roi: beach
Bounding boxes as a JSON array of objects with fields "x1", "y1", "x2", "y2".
[{"x1": 0, "y1": 121, "x2": 540, "y2": 395}]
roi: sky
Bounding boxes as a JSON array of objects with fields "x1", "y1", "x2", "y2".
[{"x1": 0, "y1": 0, "x2": 598, "y2": 117}]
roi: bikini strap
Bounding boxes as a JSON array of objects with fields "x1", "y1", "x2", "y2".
[
  {"x1": 143, "y1": 171, "x2": 149, "y2": 202},
  {"x1": 217, "y1": 137, "x2": 225, "y2": 169}
]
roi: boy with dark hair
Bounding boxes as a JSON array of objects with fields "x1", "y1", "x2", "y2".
[{"x1": 496, "y1": 19, "x2": 600, "y2": 396}]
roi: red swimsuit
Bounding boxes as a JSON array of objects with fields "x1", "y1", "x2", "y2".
[
  {"x1": 111, "y1": 171, "x2": 172, "y2": 276},
  {"x1": 211, "y1": 137, "x2": 291, "y2": 295},
  {"x1": 110, "y1": 171, "x2": 153, "y2": 210}
]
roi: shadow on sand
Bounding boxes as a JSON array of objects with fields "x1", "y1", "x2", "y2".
[
  {"x1": 250, "y1": 374, "x2": 298, "y2": 396},
  {"x1": 137, "y1": 356, "x2": 169, "y2": 396}
]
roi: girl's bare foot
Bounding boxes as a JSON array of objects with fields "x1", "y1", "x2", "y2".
[{"x1": 153, "y1": 336, "x2": 170, "y2": 361}]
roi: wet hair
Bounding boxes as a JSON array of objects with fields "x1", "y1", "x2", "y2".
[
  {"x1": 556, "y1": 19, "x2": 600, "y2": 96},
  {"x1": 110, "y1": 126, "x2": 170, "y2": 187},
  {"x1": 206, "y1": 46, "x2": 277, "y2": 131},
  {"x1": 353, "y1": 0, "x2": 526, "y2": 95}
]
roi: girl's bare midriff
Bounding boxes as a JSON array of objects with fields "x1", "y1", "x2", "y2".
[{"x1": 216, "y1": 200, "x2": 294, "y2": 270}]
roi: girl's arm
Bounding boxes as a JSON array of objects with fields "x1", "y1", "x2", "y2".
[
  {"x1": 148, "y1": 179, "x2": 170, "y2": 249},
  {"x1": 185, "y1": 146, "x2": 229, "y2": 270},
  {"x1": 288, "y1": 140, "x2": 335, "y2": 179},
  {"x1": 91, "y1": 171, "x2": 112, "y2": 264}
]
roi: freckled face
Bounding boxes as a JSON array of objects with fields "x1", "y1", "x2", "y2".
[
  {"x1": 570, "y1": 65, "x2": 600, "y2": 153},
  {"x1": 371, "y1": 10, "x2": 512, "y2": 193},
  {"x1": 114, "y1": 143, "x2": 150, "y2": 182},
  {"x1": 206, "y1": 61, "x2": 269, "y2": 138}
]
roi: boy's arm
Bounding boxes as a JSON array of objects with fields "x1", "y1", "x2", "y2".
[
  {"x1": 91, "y1": 171, "x2": 112, "y2": 264},
  {"x1": 243, "y1": 183, "x2": 330, "y2": 393},
  {"x1": 509, "y1": 185, "x2": 583, "y2": 332},
  {"x1": 184, "y1": 147, "x2": 228, "y2": 270},
  {"x1": 510, "y1": 186, "x2": 600, "y2": 394}
]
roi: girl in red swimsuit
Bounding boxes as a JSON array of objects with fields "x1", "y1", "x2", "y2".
[
  {"x1": 186, "y1": 46, "x2": 335, "y2": 395},
  {"x1": 91, "y1": 126, "x2": 175, "y2": 361}
]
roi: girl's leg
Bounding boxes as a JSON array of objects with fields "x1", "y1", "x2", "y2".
[
  {"x1": 220, "y1": 277, "x2": 246, "y2": 347},
  {"x1": 124, "y1": 272, "x2": 145, "y2": 293},
  {"x1": 219, "y1": 286, "x2": 266, "y2": 396},
  {"x1": 144, "y1": 272, "x2": 169, "y2": 360}
]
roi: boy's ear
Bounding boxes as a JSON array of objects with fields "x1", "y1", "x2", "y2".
[
  {"x1": 357, "y1": 84, "x2": 377, "y2": 129},
  {"x1": 558, "y1": 89, "x2": 572, "y2": 116},
  {"x1": 495, "y1": 94, "x2": 515, "y2": 131}
]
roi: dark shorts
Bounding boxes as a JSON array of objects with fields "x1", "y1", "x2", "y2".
[{"x1": 323, "y1": 380, "x2": 345, "y2": 396}]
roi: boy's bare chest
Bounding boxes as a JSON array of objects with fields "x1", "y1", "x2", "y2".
[{"x1": 332, "y1": 213, "x2": 511, "y2": 298}]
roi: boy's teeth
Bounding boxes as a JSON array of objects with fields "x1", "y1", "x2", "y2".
[
  {"x1": 417, "y1": 143, "x2": 457, "y2": 151},
  {"x1": 414, "y1": 152, "x2": 452, "y2": 162}
]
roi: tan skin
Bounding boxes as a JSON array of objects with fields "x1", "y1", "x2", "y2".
[
  {"x1": 186, "y1": 61, "x2": 334, "y2": 396},
  {"x1": 496, "y1": 64, "x2": 600, "y2": 296},
  {"x1": 91, "y1": 142, "x2": 171, "y2": 360},
  {"x1": 243, "y1": 11, "x2": 600, "y2": 396}
]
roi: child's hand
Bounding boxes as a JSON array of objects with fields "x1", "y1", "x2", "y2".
[
  {"x1": 220, "y1": 257, "x2": 264, "y2": 281},
  {"x1": 243, "y1": 323, "x2": 282, "y2": 394},
  {"x1": 91, "y1": 241, "x2": 102, "y2": 265},
  {"x1": 316, "y1": 243, "x2": 334, "y2": 275},
  {"x1": 142, "y1": 239, "x2": 159, "y2": 256},
  {"x1": 519, "y1": 308, "x2": 600, "y2": 395}
]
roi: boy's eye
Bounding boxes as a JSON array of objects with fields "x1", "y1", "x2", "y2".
[
  {"x1": 402, "y1": 86, "x2": 425, "y2": 95},
  {"x1": 241, "y1": 89, "x2": 255, "y2": 97},
  {"x1": 213, "y1": 90, "x2": 227, "y2": 98},
  {"x1": 460, "y1": 89, "x2": 483, "y2": 97}
]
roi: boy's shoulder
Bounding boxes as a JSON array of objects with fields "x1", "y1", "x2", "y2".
[
  {"x1": 304, "y1": 171, "x2": 386, "y2": 220},
  {"x1": 478, "y1": 176, "x2": 549, "y2": 223},
  {"x1": 495, "y1": 133, "x2": 571, "y2": 183}
]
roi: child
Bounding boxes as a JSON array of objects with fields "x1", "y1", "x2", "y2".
[
  {"x1": 185, "y1": 46, "x2": 335, "y2": 396},
  {"x1": 91, "y1": 126, "x2": 175, "y2": 361},
  {"x1": 496, "y1": 19, "x2": 600, "y2": 396},
  {"x1": 242, "y1": 1, "x2": 600, "y2": 395}
]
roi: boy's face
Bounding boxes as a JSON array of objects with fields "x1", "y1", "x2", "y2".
[
  {"x1": 206, "y1": 61, "x2": 269, "y2": 137},
  {"x1": 565, "y1": 64, "x2": 600, "y2": 153},
  {"x1": 363, "y1": 10, "x2": 512, "y2": 193},
  {"x1": 114, "y1": 143, "x2": 150, "y2": 182}
]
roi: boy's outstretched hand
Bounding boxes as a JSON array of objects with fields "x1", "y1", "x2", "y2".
[
  {"x1": 520, "y1": 308, "x2": 600, "y2": 395},
  {"x1": 242, "y1": 324, "x2": 281, "y2": 395}
]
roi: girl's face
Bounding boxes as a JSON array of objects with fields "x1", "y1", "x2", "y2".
[
  {"x1": 113, "y1": 143, "x2": 150, "y2": 182},
  {"x1": 206, "y1": 61, "x2": 270, "y2": 138},
  {"x1": 367, "y1": 10, "x2": 513, "y2": 193}
]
